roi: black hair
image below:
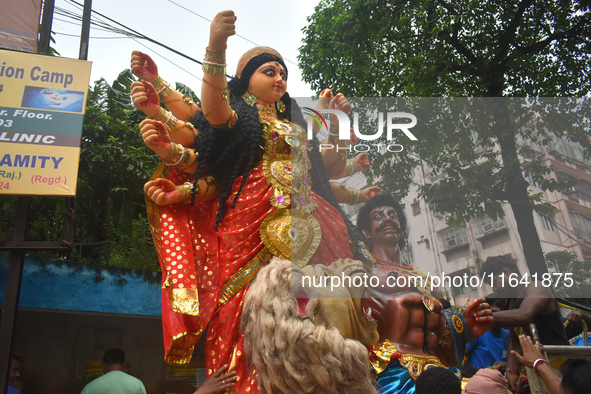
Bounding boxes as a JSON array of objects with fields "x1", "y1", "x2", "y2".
[
  {"x1": 232, "y1": 53, "x2": 287, "y2": 95},
  {"x1": 482, "y1": 255, "x2": 521, "y2": 276},
  {"x1": 560, "y1": 358, "x2": 591, "y2": 394},
  {"x1": 190, "y1": 52, "x2": 365, "y2": 261},
  {"x1": 102, "y1": 348, "x2": 125, "y2": 365},
  {"x1": 415, "y1": 367, "x2": 461, "y2": 394},
  {"x1": 356, "y1": 193, "x2": 407, "y2": 250}
]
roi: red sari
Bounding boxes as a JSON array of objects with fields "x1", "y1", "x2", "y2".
[{"x1": 147, "y1": 119, "x2": 353, "y2": 393}]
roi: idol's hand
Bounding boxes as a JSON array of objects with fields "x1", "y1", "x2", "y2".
[
  {"x1": 139, "y1": 119, "x2": 172, "y2": 158},
  {"x1": 463, "y1": 298, "x2": 494, "y2": 336},
  {"x1": 318, "y1": 88, "x2": 334, "y2": 109},
  {"x1": 131, "y1": 81, "x2": 160, "y2": 118},
  {"x1": 130, "y1": 50, "x2": 158, "y2": 82},
  {"x1": 330, "y1": 93, "x2": 352, "y2": 115},
  {"x1": 144, "y1": 178, "x2": 181, "y2": 206},
  {"x1": 346, "y1": 128, "x2": 358, "y2": 144},
  {"x1": 354, "y1": 152, "x2": 371, "y2": 171},
  {"x1": 209, "y1": 10, "x2": 236, "y2": 50},
  {"x1": 362, "y1": 186, "x2": 382, "y2": 202}
]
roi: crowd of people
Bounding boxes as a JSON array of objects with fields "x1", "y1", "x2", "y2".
[{"x1": 116, "y1": 9, "x2": 591, "y2": 394}]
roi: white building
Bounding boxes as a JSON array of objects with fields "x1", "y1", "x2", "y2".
[{"x1": 340, "y1": 135, "x2": 591, "y2": 305}]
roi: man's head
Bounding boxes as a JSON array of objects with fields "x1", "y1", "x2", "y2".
[
  {"x1": 415, "y1": 367, "x2": 461, "y2": 394},
  {"x1": 9, "y1": 354, "x2": 23, "y2": 387},
  {"x1": 102, "y1": 348, "x2": 125, "y2": 373},
  {"x1": 560, "y1": 358, "x2": 591, "y2": 394},
  {"x1": 482, "y1": 255, "x2": 521, "y2": 294},
  {"x1": 357, "y1": 194, "x2": 407, "y2": 251}
]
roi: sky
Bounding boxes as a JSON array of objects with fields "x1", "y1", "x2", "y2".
[{"x1": 51, "y1": 0, "x2": 320, "y2": 97}]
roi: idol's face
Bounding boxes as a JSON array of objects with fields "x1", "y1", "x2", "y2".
[
  {"x1": 248, "y1": 61, "x2": 287, "y2": 105},
  {"x1": 363, "y1": 205, "x2": 402, "y2": 247}
]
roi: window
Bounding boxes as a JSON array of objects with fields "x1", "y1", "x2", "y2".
[
  {"x1": 472, "y1": 216, "x2": 506, "y2": 238},
  {"x1": 412, "y1": 201, "x2": 421, "y2": 216},
  {"x1": 438, "y1": 226, "x2": 469, "y2": 250},
  {"x1": 516, "y1": 134, "x2": 543, "y2": 155},
  {"x1": 551, "y1": 135, "x2": 590, "y2": 165},
  {"x1": 570, "y1": 213, "x2": 591, "y2": 241},
  {"x1": 524, "y1": 171, "x2": 543, "y2": 189},
  {"x1": 537, "y1": 212, "x2": 556, "y2": 232},
  {"x1": 556, "y1": 172, "x2": 591, "y2": 203}
]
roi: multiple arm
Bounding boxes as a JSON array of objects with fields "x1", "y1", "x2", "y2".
[
  {"x1": 200, "y1": 10, "x2": 236, "y2": 128},
  {"x1": 130, "y1": 50, "x2": 200, "y2": 121},
  {"x1": 313, "y1": 91, "x2": 380, "y2": 201},
  {"x1": 331, "y1": 182, "x2": 381, "y2": 205},
  {"x1": 130, "y1": 52, "x2": 199, "y2": 147},
  {"x1": 133, "y1": 10, "x2": 378, "y2": 207},
  {"x1": 317, "y1": 89, "x2": 351, "y2": 177},
  {"x1": 131, "y1": 50, "x2": 220, "y2": 205}
]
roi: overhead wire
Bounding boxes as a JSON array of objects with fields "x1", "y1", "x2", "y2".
[
  {"x1": 127, "y1": 36, "x2": 202, "y2": 81},
  {"x1": 165, "y1": 0, "x2": 298, "y2": 67},
  {"x1": 57, "y1": 0, "x2": 298, "y2": 79},
  {"x1": 65, "y1": 0, "x2": 206, "y2": 68},
  {"x1": 54, "y1": 6, "x2": 204, "y2": 80}
]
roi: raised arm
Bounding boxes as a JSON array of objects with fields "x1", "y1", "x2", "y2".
[
  {"x1": 144, "y1": 176, "x2": 217, "y2": 206},
  {"x1": 140, "y1": 119, "x2": 217, "y2": 206},
  {"x1": 319, "y1": 91, "x2": 354, "y2": 177},
  {"x1": 131, "y1": 80, "x2": 198, "y2": 148},
  {"x1": 140, "y1": 119, "x2": 198, "y2": 174},
  {"x1": 330, "y1": 182, "x2": 381, "y2": 205},
  {"x1": 329, "y1": 152, "x2": 371, "y2": 179},
  {"x1": 130, "y1": 50, "x2": 200, "y2": 121},
  {"x1": 200, "y1": 10, "x2": 236, "y2": 128}
]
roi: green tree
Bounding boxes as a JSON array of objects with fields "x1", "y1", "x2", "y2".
[
  {"x1": 300, "y1": 0, "x2": 591, "y2": 276},
  {"x1": 73, "y1": 70, "x2": 159, "y2": 266},
  {"x1": 546, "y1": 251, "x2": 591, "y2": 299}
]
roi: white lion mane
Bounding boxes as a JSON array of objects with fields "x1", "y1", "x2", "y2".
[{"x1": 241, "y1": 258, "x2": 378, "y2": 394}]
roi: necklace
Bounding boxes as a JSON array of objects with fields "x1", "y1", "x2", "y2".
[
  {"x1": 257, "y1": 103, "x2": 277, "y2": 119},
  {"x1": 374, "y1": 256, "x2": 413, "y2": 270}
]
